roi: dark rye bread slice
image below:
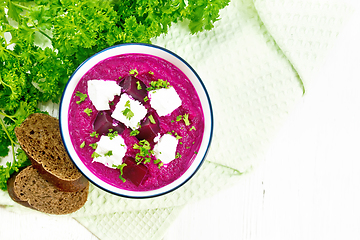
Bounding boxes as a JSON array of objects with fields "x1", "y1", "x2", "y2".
[
  {"x1": 15, "y1": 113, "x2": 88, "y2": 192},
  {"x1": 7, "y1": 166, "x2": 89, "y2": 215}
]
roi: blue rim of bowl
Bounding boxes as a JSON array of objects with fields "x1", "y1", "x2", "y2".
[{"x1": 59, "y1": 42, "x2": 214, "y2": 199}]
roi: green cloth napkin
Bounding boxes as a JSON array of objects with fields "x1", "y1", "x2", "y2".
[{"x1": 0, "y1": 0, "x2": 354, "y2": 239}]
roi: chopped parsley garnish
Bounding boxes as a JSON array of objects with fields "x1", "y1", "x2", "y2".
[
  {"x1": 153, "y1": 159, "x2": 163, "y2": 169},
  {"x1": 175, "y1": 153, "x2": 182, "y2": 159},
  {"x1": 174, "y1": 132, "x2": 182, "y2": 140},
  {"x1": 148, "y1": 115, "x2": 156, "y2": 124},
  {"x1": 90, "y1": 131, "x2": 99, "y2": 138},
  {"x1": 186, "y1": 146, "x2": 190, "y2": 149},
  {"x1": 122, "y1": 100, "x2": 134, "y2": 120},
  {"x1": 146, "y1": 79, "x2": 170, "y2": 91},
  {"x1": 80, "y1": 141, "x2": 85, "y2": 148},
  {"x1": 194, "y1": 151, "x2": 198, "y2": 154},
  {"x1": 112, "y1": 163, "x2": 127, "y2": 183},
  {"x1": 175, "y1": 114, "x2": 190, "y2": 125},
  {"x1": 75, "y1": 91, "x2": 87, "y2": 104},
  {"x1": 104, "y1": 150, "x2": 113, "y2": 157},
  {"x1": 130, "y1": 129, "x2": 140, "y2": 136},
  {"x1": 91, "y1": 152, "x2": 101, "y2": 158},
  {"x1": 109, "y1": 101, "x2": 115, "y2": 106},
  {"x1": 84, "y1": 108, "x2": 92, "y2": 116},
  {"x1": 148, "y1": 71, "x2": 154, "y2": 75},
  {"x1": 136, "y1": 81, "x2": 142, "y2": 90},
  {"x1": 133, "y1": 140, "x2": 152, "y2": 164},
  {"x1": 107, "y1": 131, "x2": 118, "y2": 140},
  {"x1": 125, "y1": 100, "x2": 131, "y2": 108},
  {"x1": 144, "y1": 96, "x2": 149, "y2": 102},
  {"x1": 122, "y1": 108, "x2": 134, "y2": 120},
  {"x1": 189, "y1": 126, "x2": 196, "y2": 131},
  {"x1": 89, "y1": 143, "x2": 98, "y2": 149},
  {"x1": 183, "y1": 113, "x2": 191, "y2": 126},
  {"x1": 129, "y1": 69, "x2": 139, "y2": 77}
]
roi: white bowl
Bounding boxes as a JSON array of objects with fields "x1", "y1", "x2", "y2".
[{"x1": 59, "y1": 43, "x2": 213, "y2": 198}]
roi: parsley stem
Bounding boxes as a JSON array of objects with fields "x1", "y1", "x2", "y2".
[
  {"x1": 0, "y1": 111, "x2": 15, "y2": 123},
  {"x1": 38, "y1": 29, "x2": 53, "y2": 41},
  {"x1": 0, "y1": 47, "x2": 19, "y2": 58},
  {"x1": 11, "y1": 2, "x2": 32, "y2": 11},
  {"x1": 0, "y1": 118, "x2": 17, "y2": 163}
]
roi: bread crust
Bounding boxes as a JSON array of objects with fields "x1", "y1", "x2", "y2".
[
  {"x1": 15, "y1": 113, "x2": 88, "y2": 192},
  {"x1": 30, "y1": 156, "x2": 89, "y2": 192},
  {"x1": 7, "y1": 166, "x2": 89, "y2": 215}
]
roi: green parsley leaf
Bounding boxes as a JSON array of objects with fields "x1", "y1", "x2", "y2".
[
  {"x1": 174, "y1": 132, "x2": 182, "y2": 140},
  {"x1": 112, "y1": 163, "x2": 127, "y2": 183},
  {"x1": 176, "y1": 115, "x2": 182, "y2": 121},
  {"x1": 153, "y1": 159, "x2": 161, "y2": 164},
  {"x1": 129, "y1": 69, "x2": 138, "y2": 77},
  {"x1": 175, "y1": 152, "x2": 182, "y2": 158},
  {"x1": 133, "y1": 139, "x2": 152, "y2": 164},
  {"x1": 148, "y1": 71, "x2": 154, "y2": 75},
  {"x1": 84, "y1": 108, "x2": 92, "y2": 116},
  {"x1": 80, "y1": 141, "x2": 86, "y2": 148},
  {"x1": 148, "y1": 115, "x2": 156, "y2": 124},
  {"x1": 91, "y1": 152, "x2": 101, "y2": 158},
  {"x1": 130, "y1": 129, "x2": 140, "y2": 136},
  {"x1": 119, "y1": 175, "x2": 126, "y2": 183},
  {"x1": 90, "y1": 131, "x2": 99, "y2": 138},
  {"x1": 122, "y1": 108, "x2": 134, "y2": 120},
  {"x1": 190, "y1": 126, "x2": 196, "y2": 131},
  {"x1": 143, "y1": 96, "x2": 149, "y2": 102},
  {"x1": 146, "y1": 79, "x2": 171, "y2": 91},
  {"x1": 136, "y1": 81, "x2": 142, "y2": 90},
  {"x1": 0, "y1": 148, "x2": 31, "y2": 191},
  {"x1": 75, "y1": 91, "x2": 88, "y2": 104},
  {"x1": 107, "y1": 131, "x2": 118, "y2": 140},
  {"x1": 104, "y1": 150, "x2": 113, "y2": 157},
  {"x1": 124, "y1": 100, "x2": 131, "y2": 108},
  {"x1": 122, "y1": 100, "x2": 134, "y2": 120},
  {"x1": 183, "y1": 113, "x2": 191, "y2": 126},
  {"x1": 89, "y1": 143, "x2": 98, "y2": 149}
]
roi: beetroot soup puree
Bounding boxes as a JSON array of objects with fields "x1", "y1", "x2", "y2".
[{"x1": 68, "y1": 53, "x2": 204, "y2": 191}]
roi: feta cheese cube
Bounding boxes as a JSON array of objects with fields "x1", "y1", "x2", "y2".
[
  {"x1": 111, "y1": 94, "x2": 147, "y2": 130},
  {"x1": 149, "y1": 87, "x2": 182, "y2": 116},
  {"x1": 153, "y1": 134, "x2": 178, "y2": 164},
  {"x1": 92, "y1": 135, "x2": 127, "y2": 168},
  {"x1": 87, "y1": 80, "x2": 121, "y2": 111}
]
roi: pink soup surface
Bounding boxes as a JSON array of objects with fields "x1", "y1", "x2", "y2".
[{"x1": 68, "y1": 53, "x2": 204, "y2": 191}]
